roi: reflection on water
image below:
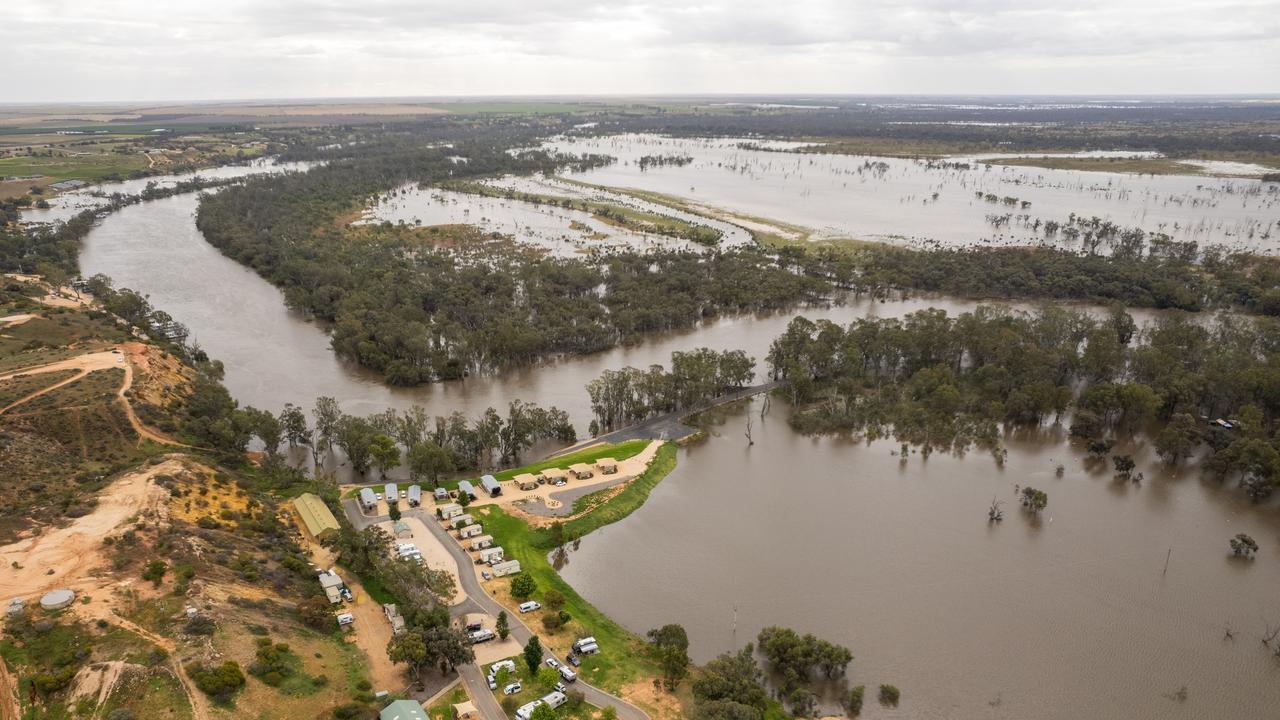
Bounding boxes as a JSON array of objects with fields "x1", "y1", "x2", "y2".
[
  {"x1": 545, "y1": 134, "x2": 1280, "y2": 253},
  {"x1": 561, "y1": 399, "x2": 1280, "y2": 720}
]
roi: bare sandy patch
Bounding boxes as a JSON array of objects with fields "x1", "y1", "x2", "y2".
[{"x1": 0, "y1": 456, "x2": 188, "y2": 603}]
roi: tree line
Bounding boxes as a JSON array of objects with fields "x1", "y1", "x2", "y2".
[
  {"x1": 767, "y1": 306, "x2": 1280, "y2": 499},
  {"x1": 586, "y1": 348, "x2": 755, "y2": 434}
]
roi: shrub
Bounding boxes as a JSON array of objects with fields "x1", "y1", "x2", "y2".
[
  {"x1": 543, "y1": 589, "x2": 566, "y2": 611},
  {"x1": 541, "y1": 614, "x2": 564, "y2": 632},
  {"x1": 106, "y1": 710, "x2": 135, "y2": 720},
  {"x1": 186, "y1": 660, "x2": 246, "y2": 702},
  {"x1": 878, "y1": 684, "x2": 900, "y2": 707},
  {"x1": 845, "y1": 685, "x2": 864, "y2": 716},
  {"x1": 333, "y1": 703, "x2": 363, "y2": 719},
  {"x1": 510, "y1": 573, "x2": 537, "y2": 599}
]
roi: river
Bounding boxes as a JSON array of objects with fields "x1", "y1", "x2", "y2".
[{"x1": 65, "y1": 163, "x2": 1280, "y2": 719}]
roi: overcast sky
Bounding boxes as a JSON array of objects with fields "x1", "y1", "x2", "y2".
[{"x1": 4, "y1": 0, "x2": 1278, "y2": 103}]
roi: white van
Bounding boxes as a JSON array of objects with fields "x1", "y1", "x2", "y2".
[
  {"x1": 335, "y1": 612, "x2": 354, "y2": 627},
  {"x1": 518, "y1": 600, "x2": 541, "y2": 613}
]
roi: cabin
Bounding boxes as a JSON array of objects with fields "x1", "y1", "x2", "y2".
[
  {"x1": 492, "y1": 559, "x2": 522, "y2": 577},
  {"x1": 457, "y1": 480, "x2": 477, "y2": 500},
  {"x1": 468, "y1": 535, "x2": 493, "y2": 551},
  {"x1": 383, "y1": 603, "x2": 406, "y2": 635},
  {"x1": 392, "y1": 520, "x2": 413, "y2": 538},
  {"x1": 407, "y1": 484, "x2": 422, "y2": 506},
  {"x1": 596, "y1": 457, "x2": 619, "y2": 474},
  {"x1": 458, "y1": 524, "x2": 483, "y2": 539},
  {"x1": 385, "y1": 483, "x2": 398, "y2": 504},
  {"x1": 513, "y1": 473, "x2": 540, "y2": 491},
  {"x1": 438, "y1": 503, "x2": 463, "y2": 520},
  {"x1": 379, "y1": 699, "x2": 428, "y2": 720},
  {"x1": 318, "y1": 570, "x2": 345, "y2": 604},
  {"x1": 359, "y1": 487, "x2": 378, "y2": 511},
  {"x1": 450, "y1": 513, "x2": 473, "y2": 529},
  {"x1": 434, "y1": 487, "x2": 449, "y2": 501},
  {"x1": 569, "y1": 463, "x2": 595, "y2": 480},
  {"x1": 542, "y1": 468, "x2": 569, "y2": 484},
  {"x1": 292, "y1": 493, "x2": 340, "y2": 539},
  {"x1": 478, "y1": 546, "x2": 505, "y2": 565},
  {"x1": 480, "y1": 474, "x2": 502, "y2": 497}
]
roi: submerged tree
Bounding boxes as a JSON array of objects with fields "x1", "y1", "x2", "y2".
[
  {"x1": 1229, "y1": 533, "x2": 1259, "y2": 558},
  {"x1": 1020, "y1": 487, "x2": 1048, "y2": 514}
]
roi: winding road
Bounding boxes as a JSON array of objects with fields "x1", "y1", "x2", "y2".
[{"x1": 342, "y1": 500, "x2": 650, "y2": 720}]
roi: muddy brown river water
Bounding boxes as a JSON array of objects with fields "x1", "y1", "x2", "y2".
[{"x1": 67, "y1": 164, "x2": 1280, "y2": 719}]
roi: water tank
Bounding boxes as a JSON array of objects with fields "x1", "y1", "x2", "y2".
[{"x1": 40, "y1": 589, "x2": 76, "y2": 611}]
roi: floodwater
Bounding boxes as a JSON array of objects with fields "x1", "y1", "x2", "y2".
[
  {"x1": 361, "y1": 175, "x2": 750, "y2": 256},
  {"x1": 22, "y1": 158, "x2": 313, "y2": 224},
  {"x1": 545, "y1": 134, "x2": 1280, "y2": 253},
  {"x1": 65, "y1": 164, "x2": 1280, "y2": 719},
  {"x1": 75, "y1": 183, "x2": 1005, "y2": 425},
  {"x1": 561, "y1": 400, "x2": 1280, "y2": 720}
]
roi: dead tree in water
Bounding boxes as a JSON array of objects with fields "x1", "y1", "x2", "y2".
[
  {"x1": 744, "y1": 413, "x2": 754, "y2": 446},
  {"x1": 988, "y1": 497, "x2": 1004, "y2": 523}
]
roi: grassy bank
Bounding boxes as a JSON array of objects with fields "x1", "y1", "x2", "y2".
[{"x1": 474, "y1": 442, "x2": 679, "y2": 693}]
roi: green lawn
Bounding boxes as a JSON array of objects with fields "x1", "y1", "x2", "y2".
[{"x1": 474, "y1": 443, "x2": 678, "y2": 694}]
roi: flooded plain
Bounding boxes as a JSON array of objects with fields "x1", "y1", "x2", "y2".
[
  {"x1": 57, "y1": 161, "x2": 1280, "y2": 719},
  {"x1": 560, "y1": 403, "x2": 1280, "y2": 719},
  {"x1": 545, "y1": 134, "x2": 1280, "y2": 253}
]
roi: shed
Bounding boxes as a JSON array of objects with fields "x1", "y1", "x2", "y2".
[
  {"x1": 453, "y1": 701, "x2": 479, "y2": 720},
  {"x1": 569, "y1": 463, "x2": 595, "y2": 479},
  {"x1": 434, "y1": 487, "x2": 449, "y2": 501},
  {"x1": 450, "y1": 513, "x2": 473, "y2": 529},
  {"x1": 457, "y1": 480, "x2": 477, "y2": 500},
  {"x1": 407, "y1": 484, "x2": 422, "y2": 506},
  {"x1": 379, "y1": 699, "x2": 429, "y2": 720},
  {"x1": 478, "y1": 546, "x2": 505, "y2": 564},
  {"x1": 385, "y1": 483, "x2": 399, "y2": 504},
  {"x1": 513, "y1": 473, "x2": 540, "y2": 491},
  {"x1": 293, "y1": 493, "x2": 340, "y2": 538},
  {"x1": 40, "y1": 589, "x2": 75, "y2": 611},
  {"x1": 468, "y1": 535, "x2": 493, "y2": 551},
  {"x1": 492, "y1": 559, "x2": 522, "y2": 577},
  {"x1": 392, "y1": 520, "x2": 412, "y2": 538},
  {"x1": 458, "y1": 523, "x2": 483, "y2": 539},
  {"x1": 318, "y1": 570, "x2": 345, "y2": 604},
  {"x1": 596, "y1": 457, "x2": 619, "y2": 474},
  {"x1": 480, "y1": 474, "x2": 502, "y2": 497},
  {"x1": 359, "y1": 487, "x2": 378, "y2": 510},
  {"x1": 438, "y1": 503, "x2": 463, "y2": 519},
  {"x1": 542, "y1": 468, "x2": 569, "y2": 484}
]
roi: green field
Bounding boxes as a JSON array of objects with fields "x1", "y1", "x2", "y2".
[{"x1": 0, "y1": 152, "x2": 149, "y2": 182}]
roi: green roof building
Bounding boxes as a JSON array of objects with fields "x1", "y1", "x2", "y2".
[
  {"x1": 380, "y1": 700, "x2": 429, "y2": 720},
  {"x1": 292, "y1": 493, "x2": 340, "y2": 539}
]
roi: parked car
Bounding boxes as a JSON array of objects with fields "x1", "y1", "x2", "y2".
[
  {"x1": 481, "y1": 571, "x2": 491, "y2": 580},
  {"x1": 503, "y1": 682, "x2": 522, "y2": 695},
  {"x1": 340, "y1": 587, "x2": 354, "y2": 602},
  {"x1": 566, "y1": 653, "x2": 580, "y2": 667},
  {"x1": 519, "y1": 600, "x2": 541, "y2": 613},
  {"x1": 553, "y1": 479, "x2": 567, "y2": 486},
  {"x1": 554, "y1": 682, "x2": 566, "y2": 693},
  {"x1": 545, "y1": 657, "x2": 560, "y2": 669},
  {"x1": 487, "y1": 676, "x2": 497, "y2": 690},
  {"x1": 399, "y1": 489, "x2": 407, "y2": 498},
  {"x1": 375, "y1": 492, "x2": 384, "y2": 501}
]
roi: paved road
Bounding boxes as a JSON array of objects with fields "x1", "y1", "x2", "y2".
[{"x1": 341, "y1": 501, "x2": 650, "y2": 720}]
